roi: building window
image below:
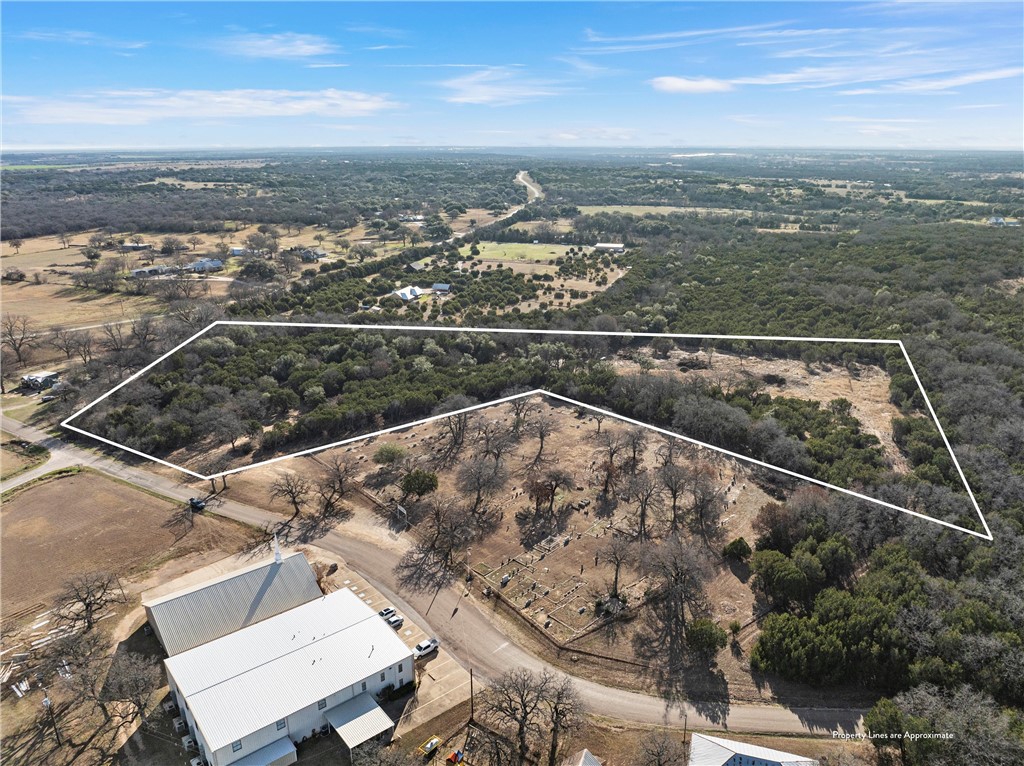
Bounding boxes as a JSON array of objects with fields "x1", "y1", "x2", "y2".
[
  {"x1": 231, "y1": 741, "x2": 242, "y2": 753},
  {"x1": 276, "y1": 719, "x2": 286, "y2": 731},
  {"x1": 380, "y1": 672, "x2": 386, "y2": 682},
  {"x1": 361, "y1": 681, "x2": 367, "y2": 692},
  {"x1": 398, "y1": 663, "x2": 403, "y2": 673},
  {"x1": 317, "y1": 699, "x2": 327, "y2": 710}
]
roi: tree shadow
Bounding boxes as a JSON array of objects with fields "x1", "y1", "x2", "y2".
[
  {"x1": 515, "y1": 503, "x2": 575, "y2": 549},
  {"x1": 393, "y1": 546, "x2": 456, "y2": 594},
  {"x1": 631, "y1": 610, "x2": 731, "y2": 726},
  {"x1": 593, "y1": 492, "x2": 618, "y2": 519}
]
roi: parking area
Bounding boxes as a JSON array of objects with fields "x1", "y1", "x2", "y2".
[{"x1": 324, "y1": 561, "x2": 472, "y2": 737}]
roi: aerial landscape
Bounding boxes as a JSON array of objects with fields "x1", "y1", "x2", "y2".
[{"x1": 1, "y1": 2, "x2": 1022, "y2": 766}]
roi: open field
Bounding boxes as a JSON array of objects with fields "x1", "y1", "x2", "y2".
[
  {"x1": 471, "y1": 241, "x2": 568, "y2": 262},
  {"x1": 0, "y1": 430, "x2": 49, "y2": 482},
  {"x1": 0, "y1": 469, "x2": 253, "y2": 622},
  {"x1": 0, "y1": 280, "x2": 163, "y2": 329}
]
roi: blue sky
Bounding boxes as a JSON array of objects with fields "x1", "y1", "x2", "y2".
[{"x1": 2, "y1": 1, "x2": 1021, "y2": 150}]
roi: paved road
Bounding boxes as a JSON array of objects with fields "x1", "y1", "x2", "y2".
[
  {"x1": 0, "y1": 415, "x2": 865, "y2": 736},
  {"x1": 515, "y1": 170, "x2": 543, "y2": 202}
]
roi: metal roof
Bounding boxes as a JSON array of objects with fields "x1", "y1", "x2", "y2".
[
  {"x1": 165, "y1": 588, "x2": 412, "y2": 753},
  {"x1": 688, "y1": 733, "x2": 819, "y2": 766},
  {"x1": 144, "y1": 552, "x2": 322, "y2": 656},
  {"x1": 563, "y1": 749, "x2": 603, "y2": 766},
  {"x1": 229, "y1": 736, "x2": 295, "y2": 766},
  {"x1": 325, "y1": 693, "x2": 394, "y2": 749}
]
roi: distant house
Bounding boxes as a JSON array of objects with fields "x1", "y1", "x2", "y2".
[
  {"x1": 594, "y1": 242, "x2": 625, "y2": 253},
  {"x1": 123, "y1": 242, "x2": 153, "y2": 251},
  {"x1": 399, "y1": 214, "x2": 425, "y2": 223},
  {"x1": 688, "y1": 733, "x2": 819, "y2": 766},
  {"x1": 229, "y1": 246, "x2": 250, "y2": 256},
  {"x1": 186, "y1": 258, "x2": 224, "y2": 274},
  {"x1": 988, "y1": 217, "x2": 1006, "y2": 226},
  {"x1": 432, "y1": 283, "x2": 451, "y2": 295},
  {"x1": 299, "y1": 248, "x2": 328, "y2": 263},
  {"x1": 393, "y1": 286, "x2": 423, "y2": 301},
  {"x1": 406, "y1": 261, "x2": 429, "y2": 273},
  {"x1": 130, "y1": 265, "x2": 170, "y2": 278},
  {"x1": 21, "y1": 371, "x2": 59, "y2": 390}
]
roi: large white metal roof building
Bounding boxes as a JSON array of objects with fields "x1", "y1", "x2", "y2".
[
  {"x1": 143, "y1": 551, "x2": 322, "y2": 656},
  {"x1": 688, "y1": 733, "x2": 819, "y2": 766},
  {"x1": 165, "y1": 587, "x2": 412, "y2": 755}
]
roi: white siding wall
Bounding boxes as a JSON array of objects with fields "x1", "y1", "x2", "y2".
[{"x1": 206, "y1": 659, "x2": 410, "y2": 766}]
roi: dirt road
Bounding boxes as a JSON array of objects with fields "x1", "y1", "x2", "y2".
[
  {"x1": 515, "y1": 170, "x2": 544, "y2": 202},
  {"x1": 0, "y1": 415, "x2": 865, "y2": 736}
]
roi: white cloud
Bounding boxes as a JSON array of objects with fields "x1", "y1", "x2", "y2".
[
  {"x1": 826, "y1": 116, "x2": 924, "y2": 123},
  {"x1": 21, "y1": 29, "x2": 147, "y2": 50},
  {"x1": 8, "y1": 88, "x2": 398, "y2": 125},
  {"x1": 305, "y1": 63, "x2": 349, "y2": 69},
  {"x1": 216, "y1": 32, "x2": 339, "y2": 59},
  {"x1": 440, "y1": 68, "x2": 565, "y2": 105},
  {"x1": 584, "y1": 22, "x2": 785, "y2": 44},
  {"x1": 649, "y1": 76, "x2": 733, "y2": 93}
]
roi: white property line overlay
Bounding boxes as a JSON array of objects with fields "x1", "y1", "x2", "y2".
[{"x1": 61, "y1": 321, "x2": 993, "y2": 541}]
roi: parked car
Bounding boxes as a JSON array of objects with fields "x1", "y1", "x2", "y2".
[
  {"x1": 378, "y1": 606, "x2": 397, "y2": 620},
  {"x1": 188, "y1": 497, "x2": 206, "y2": 511},
  {"x1": 414, "y1": 637, "x2": 440, "y2": 658},
  {"x1": 386, "y1": 614, "x2": 405, "y2": 630},
  {"x1": 417, "y1": 736, "x2": 441, "y2": 756}
]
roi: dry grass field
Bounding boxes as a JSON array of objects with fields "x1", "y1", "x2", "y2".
[
  {"x1": 0, "y1": 280, "x2": 162, "y2": 329},
  {"x1": 0, "y1": 469, "x2": 252, "y2": 622}
]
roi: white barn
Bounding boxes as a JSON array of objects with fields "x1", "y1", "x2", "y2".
[
  {"x1": 688, "y1": 733, "x2": 819, "y2": 766},
  {"x1": 165, "y1": 587, "x2": 413, "y2": 766},
  {"x1": 143, "y1": 551, "x2": 322, "y2": 657}
]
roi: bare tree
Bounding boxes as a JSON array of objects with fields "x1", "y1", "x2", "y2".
[
  {"x1": 104, "y1": 651, "x2": 163, "y2": 725},
  {"x1": 168, "y1": 299, "x2": 222, "y2": 333},
  {"x1": 641, "y1": 732, "x2": 687, "y2": 766},
  {"x1": 658, "y1": 463, "x2": 693, "y2": 533},
  {"x1": 482, "y1": 668, "x2": 550, "y2": 766},
  {"x1": 130, "y1": 316, "x2": 159, "y2": 354},
  {"x1": 433, "y1": 394, "x2": 476, "y2": 464},
  {"x1": 593, "y1": 430, "x2": 626, "y2": 494},
  {"x1": 605, "y1": 535, "x2": 635, "y2": 597},
  {"x1": 53, "y1": 572, "x2": 127, "y2": 633},
  {"x1": 457, "y1": 457, "x2": 509, "y2": 515},
  {"x1": 101, "y1": 321, "x2": 131, "y2": 355},
  {"x1": 314, "y1": 454, "x2": 355, "y2": 517},
  {"x1": 624, "y1": 426, "x2": 648, "y2": 475},
  {"x1": 591, "y1": 411, "x2": 607, "y2": 434},
  {"x1": 1, "y1": 313, "x2": 37, "y2": 365},
  {"x1": 421, "y1": 495, "x2": 474, "y2": 566},
  {"x1": 71, "y1": 330, "x2": 95, "y2": 366},
  {"x1": 543, "y1": 674, "x2": 585, "y2": 766},
  {"x1": 689, "y1": 462, "x2": 725, "y2": 546},
  {"x1": 49, "y1": 326, "x2": 78, "y2": 360},
  {"x1": 187, "y1": 235, "x2": 203, "y2": 251},
  {"x1": 526, "y1": 413, "x2": 556, "y2": 469},
  {"x1": 270, "y1": 473, "x2": 312, "y2": 522},
  {"x1": 627, "y1": 470, "x2": 662, "y2": 543},
  {"x1": 503, "y1": 386, "x2": 539, "y2": 435}
]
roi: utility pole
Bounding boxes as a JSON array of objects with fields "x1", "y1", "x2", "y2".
[
  {"x1": 43, "y1": 693, "x2": 63, "y2": 746},
  {"x1": 469, "y1": 668, "x2": 475, "y2": 723}
]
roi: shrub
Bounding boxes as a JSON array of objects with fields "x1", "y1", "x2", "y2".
[{"x1": 723, "y1": 537, "x2": 752, "y2": 562}]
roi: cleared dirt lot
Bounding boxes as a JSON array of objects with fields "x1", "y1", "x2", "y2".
[{"x1": 0, "y1": 469, "x2": 252, "y2": 622}]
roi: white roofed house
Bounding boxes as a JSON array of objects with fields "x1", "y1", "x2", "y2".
[
  {"x1": 165, "y1": 588, "x2": 413, "y2": 766},
  {"x1": 392, "y1": 285, "x2": 423, "y2": 301},
  {"x1": 593, "y1": 242, "x2": 625, "y2": 253},
  {"x1": 688, "y1": 733, "x2": 819, "y2": 766}
]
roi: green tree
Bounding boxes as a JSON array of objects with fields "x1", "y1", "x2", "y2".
[
  {"x1": 400, "y1": 469, "x2": 438, "y2": 501},
  {"x1": 686, "y1": 618, "x2": 728, "y2": 656}
]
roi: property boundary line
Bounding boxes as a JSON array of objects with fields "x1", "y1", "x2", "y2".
[{"x1": 60, "y1": 321, "x2": 993, "y2": 541}]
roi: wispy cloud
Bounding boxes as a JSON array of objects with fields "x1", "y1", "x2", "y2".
[
  {"x1": 8, "y1": 88, "x2": 398, "y2": 125},
  {"x1": 386, "y1": 63, "x2": 523, "y2": 69},
  {"x1": 215, "y1": 32, "x2": 339, "y2": 60},
  {"x1": 346, "y1": 24, "x2": 407, "y2": 38},
  {"x1": 840, "y1": 67, "x2": 1023, "y2": 94},
  {"x1": 555, "y1": 56, "x2": 617, "y2": 77},
  {"x1": 306, "y1": 63, "x2": 349, "y2": 69},
  {"x1": 21, "y1": 29, "x2": 147, "y2": 50},
  {"x1": 440, "y1": 67, "x2": 566, "y2": 105},
  {"x1": 365, "y1": 45, "x2": 410, "y2": 51},
  {"x1": 545, "y1": 126, "x2": 637, "y2": 142},
  {"x1": 650, "y1": 76, "x2": 733, "y2": 93},
  {"x1": 951, "y1": 103, "x2": 1005, "y2": 110},
  {"x1": 826, "y1": 116, "x2": 924, "y2": 124},
  {"x1": 584, "y1": 22, "x2": 785, "y2": 44}
]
